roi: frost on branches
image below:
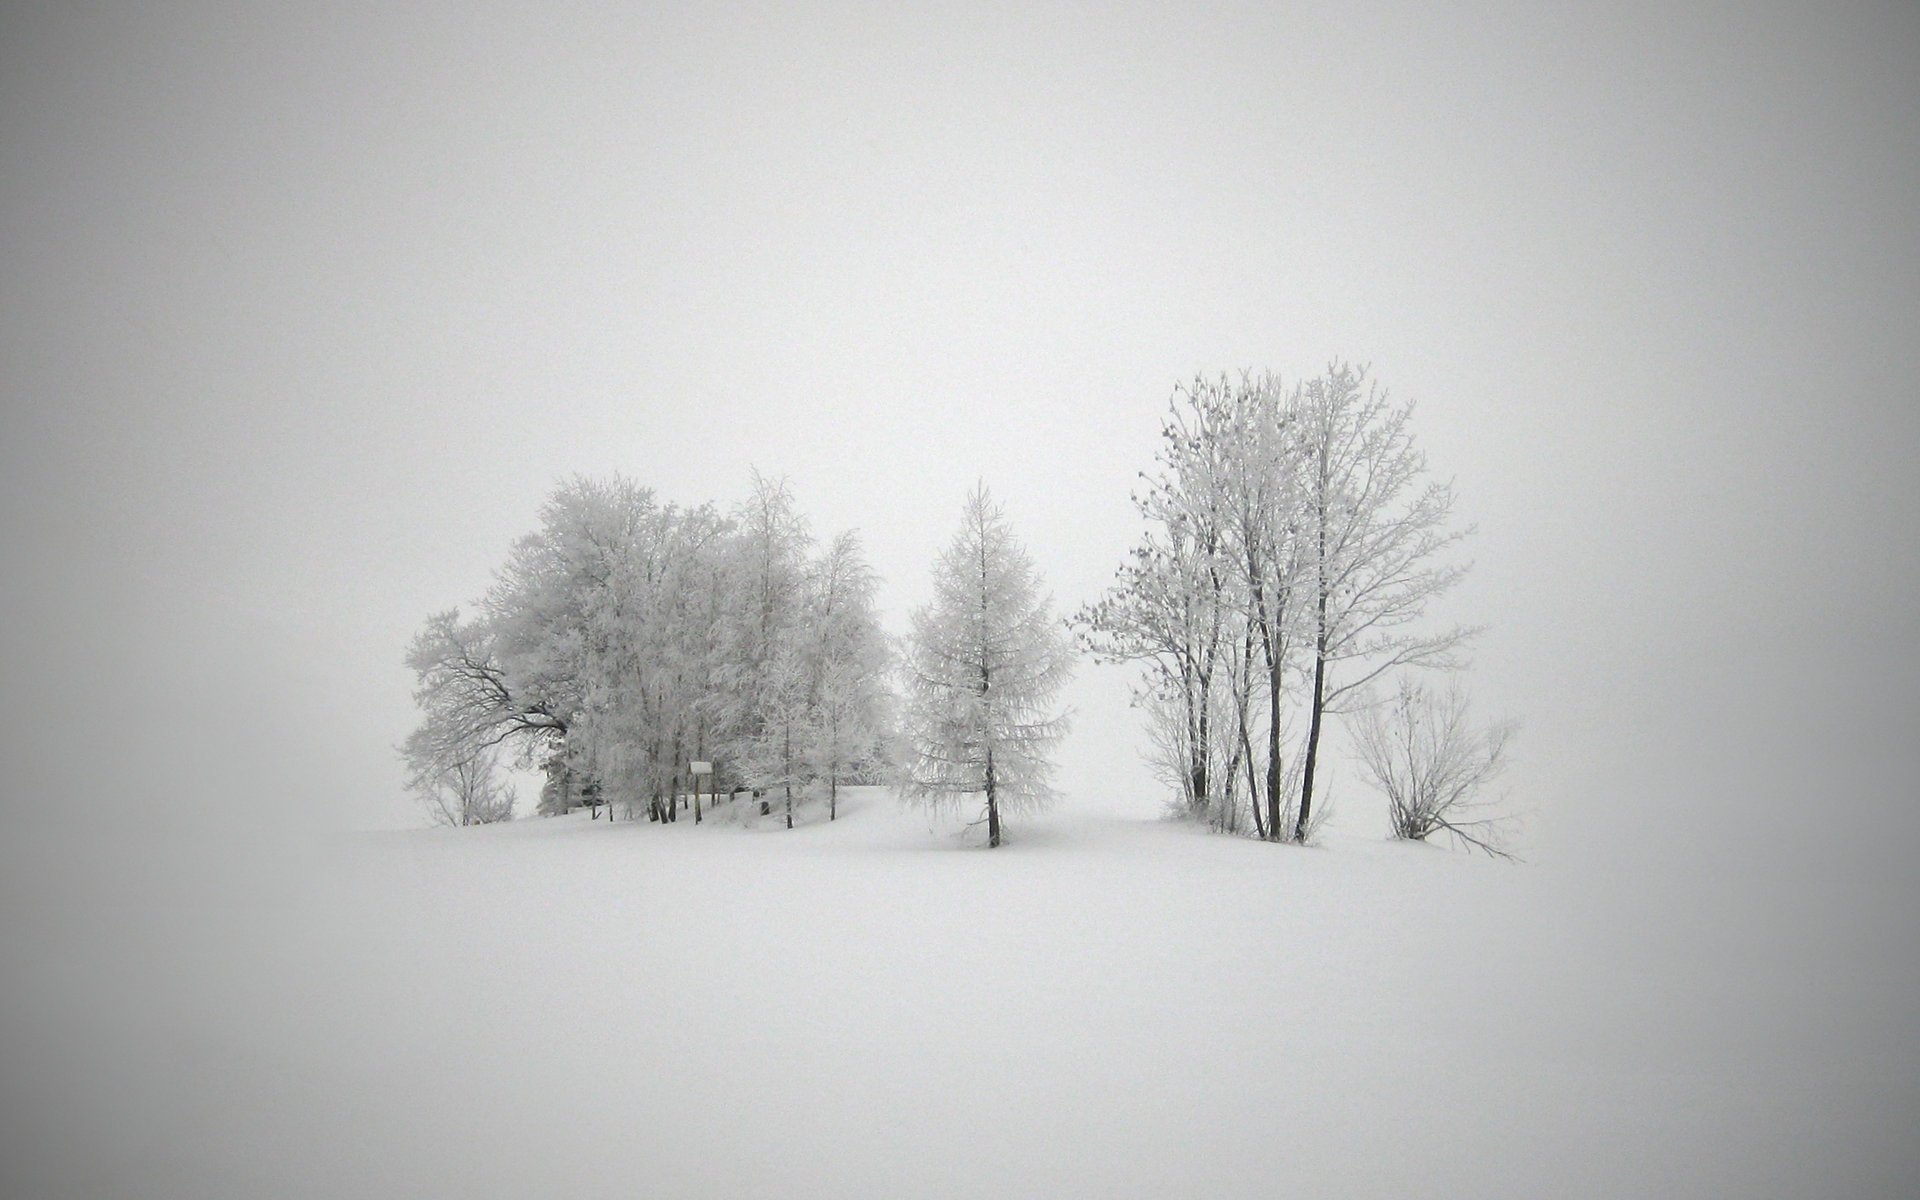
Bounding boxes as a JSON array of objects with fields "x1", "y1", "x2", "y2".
[
  {"x1": 902, "y1": 485, "x2": 1073, "y2": 847},
  {"x1": 1349, "y1": 678, "x2": 1515, "y2": 858},
  {"x1": 406, "y1": 742, "x2": 515, "y2": 826},
  {"x1": 402, "y1": 472, "x2": 891, "y2": 828},
  {"x1": 1079, "y1": 365, "x2": 1474, "y2": 844}
]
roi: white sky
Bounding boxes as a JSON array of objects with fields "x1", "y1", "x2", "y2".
[{"x1": 3, "y1": 2, "x2": 1916, "y2": 869}]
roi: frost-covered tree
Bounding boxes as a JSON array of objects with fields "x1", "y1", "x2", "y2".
[
  {"x1": 742, "y1": 637, "x2": 814, "y2": 828},
  {"x1": 1077, "y1": 376, "x2": 1235, "y2": 823},
  {"x1": 483, "y1": 476, "x2": 657, "y2": 746},
  {"x1": 411, "y1": 476, "x2": 738, "y2": 823},
  {"x1": 1289, "y1": 364, "x2": 1473, "y2": 842},
  {"x1": 903, "y1": 485, "x2": 1073, "y2": 847},
  {"x1": 407, "y1": 743, "x2": 516, "y2": 826},
  {"x1": 1219, "y1": 373, "x2": 1313, "y2": 841},
  {"x1": 805, "y1": 532, "x2": 892, "y2": 820},
  {"x1": 404, "y1": 471, "x2": 899, "y2": 830},
  {"x1": 724, "y1": 471, "x2": 814, "y2": 812},
  {"x1": 1081, "y1": 373, "x2": 1309, "y2": 839},
  {"x1": 1087, "y1": 366, "x2": 1475, "y2": 844},
  {"x1": 552, "y1": 484, "x2": 704, "y2": 821},
  {"x1": 1349, "y1": 678, "x2": 1514, "y2": 857},
  {"x1": 742, "y1": 531, "x2": 892, "y2": 826},
  {"x1": 674, "y1": 507, "x2": 740, "y2": 819},
  {"x1": 402, "y1": 608, "x2": 566, "y2": 805}
]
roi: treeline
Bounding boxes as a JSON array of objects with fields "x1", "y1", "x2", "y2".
[
  {"x1": 402, "y1": 473, "x2": 891, "y2": 828},
  {"x1": 405, "y1": 363, "x2": 1510, "y2": 853}
]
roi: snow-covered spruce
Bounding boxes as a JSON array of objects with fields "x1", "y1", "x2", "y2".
[{"x1": 901, "y1": 485, "x2": 1073, "y2": 847}]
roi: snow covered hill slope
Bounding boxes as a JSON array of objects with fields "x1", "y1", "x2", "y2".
[{"x1": 4, "y1": 788, "x2": 1911, "y2": 1197}]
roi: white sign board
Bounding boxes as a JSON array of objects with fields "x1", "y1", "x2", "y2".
[{"x1": 690, "y1": 761, "x2": 712, "y2": 776}]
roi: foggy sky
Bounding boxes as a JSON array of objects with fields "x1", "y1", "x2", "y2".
[{"x1": 4, "y1": 4, "x2": 1917, "y2": 855}]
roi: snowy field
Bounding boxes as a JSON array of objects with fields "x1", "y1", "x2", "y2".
[{"x1": 3, "y1": 786, "x2": 1913, "y2": 1198}]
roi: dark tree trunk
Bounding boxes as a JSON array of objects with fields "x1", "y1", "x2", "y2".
[
  {"x1": 1296, "y1": 479, "x2": 1331, "y2": 844},
  {"x1": 1265, "y1": 653, "x2": 1283, "y2": 842},
  {"x1": 1233, "y1": 672, "x2": 1265, "y2": 839},
  {"x1": 985, "y1": 748, "x2": 1000, "y2": 848},
  {"x1": 1191, "y1": 686, "x2": 1210, "y2": 818},
  {"x1": 1297, "y1": 635, "x2": 1327, "y2": 844}
]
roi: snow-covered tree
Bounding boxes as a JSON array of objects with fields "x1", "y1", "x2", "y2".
[
  {"x1": 805, "y1": 532, "x2": 892, "y2": 820},
  {"x1": 1086, "y1": 366, "x2": 1474, "y2": 844},
  {"x1": 556, "y1": 484, "x2": 698, "y2": 821},
  {"x1": 404, "y1": 471, "x2": 900, "y2": 832},
  {"x1": 1079, "y1": 374, "x2": 1290, "y2": 832},
  {"x1": 1290, "y1": 363, "x2": 1473, "y2": 843},
  {"x1": 1349, "y1": 678, "x2": 1514, "y2": 857},
  {"x1": 1080, "y1": 373, "x2": 1310, "y2": 839},
  {"x1": 407, "y1": 743, "x2": 515, "y2": 826},
  {"x1": 401, "y1": 607, "x2": 566, "y2": 812},
  {"x1": 1219, "y1": 373, "x2": 1314, "y2": 841},
  {"x1": 742, "y1": 636, "x2": 814, "y2": 827},
  {"x1": 483, "y1": 476, "x2": 656, "y2": 749},
  {"x1": 436, "y1": 476, "x2": 742, "y2": 823},
  {"x1": 741, "y1": 530, "x2": 891, "y2": 827},
  {"x1": 902, "y1": 485, "x2": 1073, "y2": 847},
  {"x1": 723, "y1": 471, "x2": 815, "y2": 811},
  {"x1": 674, "y1": 506, "x2": 740, "y2": 820}
]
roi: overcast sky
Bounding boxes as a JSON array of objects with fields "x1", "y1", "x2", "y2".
[{"x1": 3, "y1": 3, "x2": 1916, "y2": 870}]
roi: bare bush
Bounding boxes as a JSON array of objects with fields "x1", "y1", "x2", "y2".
[{"x1": 1350, "y1": 679, "x2": 1513, "y2": 858}]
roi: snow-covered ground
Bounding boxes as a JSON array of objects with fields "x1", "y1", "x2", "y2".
[{"x1": 3, "y1": 788, "x2": 1912, "y2": 1197}]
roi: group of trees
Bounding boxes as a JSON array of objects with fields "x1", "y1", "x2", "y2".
[
  {"x1": 1078, "y1": 363, "x2": 1508, "y2": 853},
  {"x1": 402, "y1": 472, "x2": 892, "y2": 828},
  {"x1": 404, "y1": 364, "x2": 1510, "y2": 854}
]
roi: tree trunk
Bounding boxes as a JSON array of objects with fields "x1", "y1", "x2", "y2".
[
  {"x1": 1234, "y1": 665, "x2": 1266, "y2": 840},
  {"x1": 1192, "y1": 683, "x2": 1210, "y2": 819},
  {"x1": 1266, "y1": 652, "x2": 1283, "y2": 842},
  {"x1": 1298, "y1": 634, "x2": 1327, "y2": 843},
  {"x1": 1296, "y1": 479, "x2": 1331, "y2": 844},
  {"x1": 829, "y1": 774, "x2": 837, "y2": 821},
  {"x1": 985, "y1": 748, "x2": 1000, "y2": 848}
]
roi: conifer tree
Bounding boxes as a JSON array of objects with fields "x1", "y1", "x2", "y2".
[{"x1": 902, "y1": 485, "x2": 1073, "y2": 847}]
